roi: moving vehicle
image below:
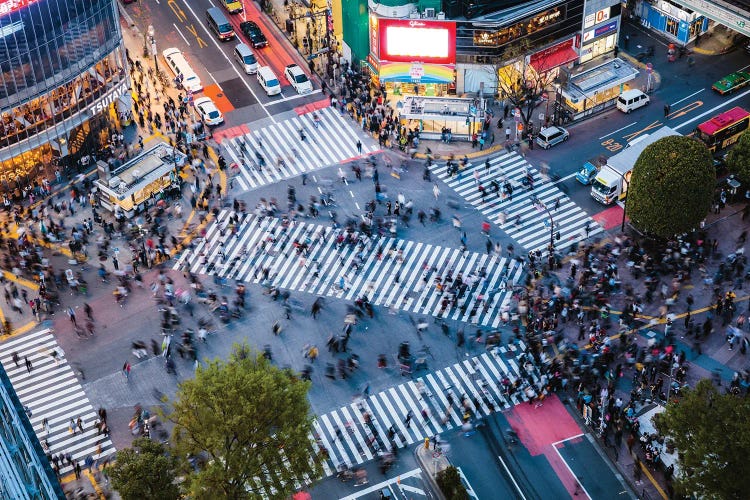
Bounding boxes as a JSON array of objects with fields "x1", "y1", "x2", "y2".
[
  {"x1": 206, "y1": 7, "x2": 235, "y2": 42},
  {"x1": 616, "y1": 89, "x2": 650, "y2": 113},
  {"x1": 284, "y1": 64, "x2": 313, "y2": 94},
  {"x1": 712, "y1": 71, "x2": 750, "y2": 95},
  {"x1": 162, "y1": 48, "x2": 202, "y2": 93},
  {"x1": 535, "y1": 126, "x2": 569, "y2": 149},
  {"x1": 221, "y1": 0, "x2": 243, "y2": 14},
  {"x1": 234, "y1": 43, "x2": 258, "y2": 74},
  {"x1": 195, "y1": 97, "x2": 224, "y2": 126},
  {"x1": 240, "y1": 21, "x2": 268, "y2": 49},
  {"x1": 257, "y1": 66, "x2": 281, "y2": 96},
  {"x1": 591, "y1": 126, "x2": 680, "y2": 204},
  {"x1": 575, "y1": 161, "x2": 599, "y2": 185},
  {"x1": 694, "y1": 107, "x2": 750, "y2": 153}
]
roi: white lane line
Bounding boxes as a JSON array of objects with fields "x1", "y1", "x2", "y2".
[
  {"x1": 671, "y1": 89, "x2": 703, "y2": 106},
  {"x1": 598, "y1": 122, "x2": 637, "y2": 140},
  {"x1": 266, "y1": 89, "x2": 324, "y2": 105},
  {"x1": 173, "y1": 23, "x2": 191, "y2": 46},
  {"x1": 674, "y1": 87, "x2": 750, "y2": 131}
]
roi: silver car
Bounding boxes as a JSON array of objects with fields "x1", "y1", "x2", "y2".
[{"x1": 536, "y1": 126, "x2": 569, "y2": 149}]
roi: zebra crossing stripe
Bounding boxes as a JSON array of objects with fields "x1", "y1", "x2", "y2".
[
  {"x1": 174, "y1": 211, "x2": 525, "y2": 327},
  {"x1": 430, "y1": 151, "x2": 603, "y2": 253},
  {"x1": 222, "y1": 107, "x2": 378, "y2": 192},
  {"x1": 0, "y1": 329, "x2": 115, "y2": 473},
  {"x1": 311, "y1": 346, "x2": 538, "y2": 474}
]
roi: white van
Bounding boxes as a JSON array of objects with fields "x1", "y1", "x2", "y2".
[
  {"x1": 162, "y1": 48, "x2": 203, "y2": 93},
  {"x1": 257, "y1": 66, "x2": 281, "y2": 96},
  {"x1": 234, "y1": 43, "x2": 258, "y2": 74},
  {"x1": 617, "y1": 89, "x2": 650, "y2": 113}
]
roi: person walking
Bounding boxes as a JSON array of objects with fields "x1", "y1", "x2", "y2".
[
  {"x1": 11, "y1": 351, "x2": 18, "y2": 367},
  {"x1": 664, "y1": 104, "x2": 670, "y2": 117},
  {"x1": 404, "y1": 409, "x2": 413, "y2": 428},
  {"x1": 84, "y1": 303, "x2": 93, "y2": 321},
  {"x1": 67, "y1": 307, "x2": 77, "y2": 326},
  {"x1": 356, "y1": 140, "x2": 362, "y2": 154},
  {"x1": 433, "y1": 184, "x2": 440, "y2": 201},
  {"x1": 122, "y1": 362, "x2": 131, "y2": 381},
  {"x1": 24, "y1": 357, "x2": 32, "y2": 374}
]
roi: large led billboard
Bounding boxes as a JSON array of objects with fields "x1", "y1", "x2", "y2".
[{"x1": 378, "y1": 19, "x2": 456, "y2": 64}]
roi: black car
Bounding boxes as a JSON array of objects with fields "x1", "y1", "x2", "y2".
[{"x1": 240, "y1": 21, "x2": 267, "y2": 49}]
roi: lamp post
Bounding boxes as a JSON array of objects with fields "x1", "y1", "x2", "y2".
[
  {"x1": 532, "y1": 196, "x2": 555, "y2": 250},
  {"x1": 148, "y1": 25, "x2": 158, "y2": 72},
  {"x1": 553, "y1": 83, "x2": 561, "y2": 126}
]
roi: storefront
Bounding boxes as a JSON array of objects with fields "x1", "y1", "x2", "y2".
[
  {"x1": 560, "y1": 57, "x2": 639, "y2": 121},
  {"x1": 398, "y1": 96, "x2": 489, "y2": 140},
  {"x1": 579, "y1": 4, "x2": 621, "y2": 63},
  {"x1": 94, "y1": 142, "x2": 185, "y2": 218},
  {"x1": 635, "y1": 0, "x2": 708, "y2": 44},
  {"x1": 367, "y1": 16, "x2": 456, "y2": 96}
]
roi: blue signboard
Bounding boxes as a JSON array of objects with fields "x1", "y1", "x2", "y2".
[{"x1": 594, "y1": 20, "x2": 618, "y2": 38}]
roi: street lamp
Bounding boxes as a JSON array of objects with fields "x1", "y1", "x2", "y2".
[
  {"x1": 531, "y1": 196, "x2": 555, "y2": 251},
  {"x1": 553, "y1": 83, "x2": 561, "y2": 126},
  {"x1": 148, "y1": 25, "x2": 158, "y2": 72}
]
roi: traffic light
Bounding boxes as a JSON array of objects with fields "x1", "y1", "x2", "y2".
[{"x1": 555, "y1": 231, "x2": 560, "y2": 241}]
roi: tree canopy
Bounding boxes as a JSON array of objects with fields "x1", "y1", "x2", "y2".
[
  {"x1": 108, "y1": 437, "x2": 180, "y2": 500},
  {"x1": 654, "y1": 379, "x2": 750, "y2": 499},
  {"x1": 725, "y1": 129, "x2": 750, "y2": 185},
  {"x1": 627, "y1": 135, "x2": 714, "y2": 238},
  {"x1": 168, "y1": 343, "x2": 322, "y2": 499}
]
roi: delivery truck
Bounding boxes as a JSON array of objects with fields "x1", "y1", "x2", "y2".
[{"x1": 591, "y1": 126, "x2": 681, "y2": 205}]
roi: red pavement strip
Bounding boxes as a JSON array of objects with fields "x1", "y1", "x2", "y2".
[
  {"x1": 294, "y1": 98, "x2": 330, "y2": 115},
  {"x1": 203, "y1": 84, "x2": 235, "y2": 114},
  {"x1": 505, "y1": 394, "x2": 583, "y2": 495},
  {"x1": 212, "y1": 123, "x2": 251, "y2": 142},
  {"x1": 592, "y1": 204, "x2": 627, "y2": 230}
]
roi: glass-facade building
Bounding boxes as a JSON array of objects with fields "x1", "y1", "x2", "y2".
[
  {"x1": 0, "y1": 364, "x2": 64, "y2": 499},
  {"x1": 0, "y1": 0, "x2": 129, "y2": 194}
]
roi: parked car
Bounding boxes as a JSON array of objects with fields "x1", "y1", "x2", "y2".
[
  {"x1": 240, "y1": 21, "x2": 267, "y2": 49},
  {"x1": 284, "y1": 64, "x2": 313, "y2": 94},
  {"x1": 536, "y1": 126, "x2": 569, "y2": 149},
  {"x1": 194, "y1": 97, "x2": 224, "y2": 126}
]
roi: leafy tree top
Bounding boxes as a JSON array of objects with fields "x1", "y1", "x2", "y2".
[
  {"x1": 169, "y1": 344, "x2": 322, "y2": 500},
  {"x1": 654, "y1": 379, "x2": 750, "y2": 499},
  {"x1": 109, "y1": 437, "x2": 180, "y2": 500},
  {"x1": 726, "y1": 128, "x2": 750, "y2": 185},
  {"x1": 627, "y1": 135, "x2": 714, "y2": 238}
]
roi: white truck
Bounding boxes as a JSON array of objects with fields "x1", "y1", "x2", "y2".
[{"x1": 591, "y1": 126, "x2": 681, "y2": 205}]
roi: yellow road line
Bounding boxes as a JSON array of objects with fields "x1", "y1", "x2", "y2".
[
  {"x1": 2, "y1": 270, "x2": 40, "y2": 291},
  {"x1": 639, "y1": 460, "x2": 668, "y2": 500},
  {"x1": 83, "y1": 469, "x2": 107, "y2": 500}
]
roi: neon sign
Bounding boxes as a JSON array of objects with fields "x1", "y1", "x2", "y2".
[{"x1": 0, "y1": 0, "x2": 39, "y2": 17}]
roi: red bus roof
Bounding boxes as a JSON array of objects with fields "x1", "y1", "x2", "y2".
[{"x1": 697, "y1": 107, "x2": 750, "y2": 135}]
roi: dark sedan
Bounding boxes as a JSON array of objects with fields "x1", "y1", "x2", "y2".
[{"x1": 240, "y1": 21, "x2": 268, "y2": 49}]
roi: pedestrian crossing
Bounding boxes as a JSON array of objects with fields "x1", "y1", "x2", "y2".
[
  {"x1": 312, "y1": 344, "x2": 540, "y2": 476},
  {"x1": 222, "y1": 107, "x2": 378, "y2": 192},
  {"x1": 430, "y1": 151, "x2": 603, "y2": 254},
  {"x1": 174, "y1": 210, "x2": 525, "y2": 328},
  {"x1": 0, "y1": 328, "x2": 115, "y2": 474}
]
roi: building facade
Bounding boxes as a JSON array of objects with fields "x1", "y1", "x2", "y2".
[
  {"x1": 633, "y1": 0, "x2": 708, "y2": 44},
  {"x1": 0, "y1": 364, "x2": 64, "y2": 499},
  {"x1": 0, "y1": 0, "x2": 130, "y2": 195}
]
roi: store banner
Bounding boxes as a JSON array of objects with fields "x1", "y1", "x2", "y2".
[{"x1": 379, "y1": 62, "x2": 455, "y2": 84}]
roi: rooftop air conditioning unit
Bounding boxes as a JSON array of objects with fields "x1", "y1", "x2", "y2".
[
  {"x1": 410, "y1": 12, "x2": 420, "y2": 18},
  {"x1": 108, "y1": 176, "x2": 121, "y2": 189},
  {"x1": 424, "y1": 8, "x2": 435, "y2": 18},
  {"x1": 437, "y1": 11, "x2": 445, "y2": 19}
]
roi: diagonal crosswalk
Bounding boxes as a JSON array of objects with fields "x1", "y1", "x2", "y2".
[
  {"x1": 0, "y1": 328, "x2": 115, "y2": 474},
  {"x1": 222, "y1": 107, "x2": 379, "y2": 191},
  {"x1": 430, "y1": 151, "x2": 603, "y2": 253},
  {"x1": 312, "y1": 345, "x2": 540, "y2": 476},
  {"x1": 174, "y1": 211, "x2": 525, "y2": 328}
]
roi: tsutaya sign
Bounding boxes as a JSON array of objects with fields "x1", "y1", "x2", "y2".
[
  {"x1": 0, "y1": 0, "x2": 40, "y2": 17},
  {"x1": 89, "y1": 80, "x2": 130, "y2": 116},
  {"x1": 677, "y1": 0, "x2": 750, "y2": 37}
]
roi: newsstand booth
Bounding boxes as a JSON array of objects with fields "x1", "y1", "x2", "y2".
[{"x1": 94, "y1": 142, "x2": 186, "y2": 219}]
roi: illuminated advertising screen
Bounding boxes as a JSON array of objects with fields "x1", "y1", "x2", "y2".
[
  {"x1": 0, "y1": 0, "x2": 40, "y2": 17},
  {"x1": 378, "y1": 19, "x2": 456, "y2": 64}
]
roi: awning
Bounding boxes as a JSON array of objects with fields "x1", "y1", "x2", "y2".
[{"x1": 530, "y1": 42, "x2": 578, "y2": 74}]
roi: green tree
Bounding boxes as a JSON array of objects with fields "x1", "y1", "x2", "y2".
[
  {"x1": 654, "y1": 379, "x2": 750, "y2": 499},
  {"x1": 168, "y1": 343, "x2": 322, "y2": 499},
  {"x1": 726, "y1": 129, "x2": 750, "y2": 185},
  {"x1": 109, "y1": 437, "x2": 180, "y2": 500},
  {"x1": 627, "y1": 135, "x2": 714, "y2": 238},
  {"x1": 436, "y1": 466, "x2": 470, "y2": 500}
]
